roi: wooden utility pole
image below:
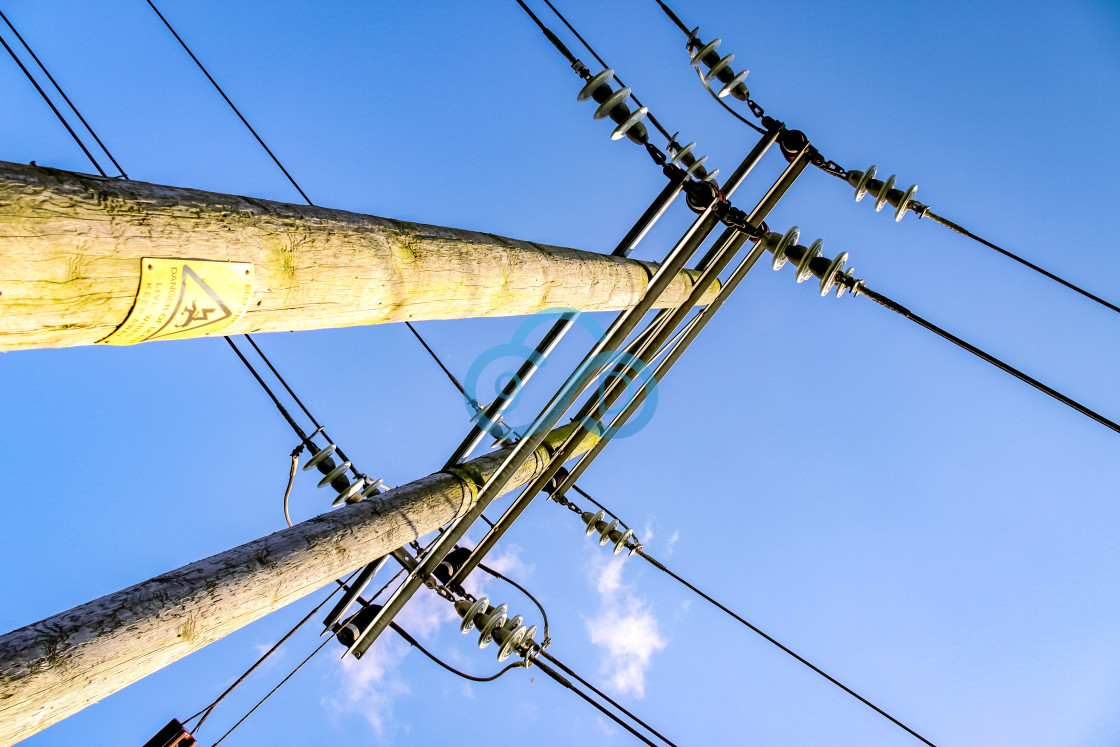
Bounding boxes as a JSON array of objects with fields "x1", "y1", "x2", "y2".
[
  {"x1": 0, "y1": 422, "x2": 600, "y2": 746},
  {"x1": 0, "y1": 161, "x2": 716, "y2": 351}
]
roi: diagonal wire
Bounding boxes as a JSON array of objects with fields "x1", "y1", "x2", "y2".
[
  {"x1": 532, "y1": 654, "x2": 666, "y2": 747},
  {"x1": 857, "y1": 285, "x2": 1120, "y2": 436},
  {"x1": 0, "y1": 9, "x2": 126, "y2": 177},
  {"x1": 538, "y1": 649, "x2": 679, "y2": 746},
  {"x1": 919, "y1": 209, "x2": 1120, "y2": 317},
  {"x1": 635, "y1": 549, "x2": 936, "y2": 746},
  {"x1": 145, "y1": 0, "x2": 312, "y2": 204},
  {"x1": 0, "y1": 28, "x2": 107, "y2": 176}
]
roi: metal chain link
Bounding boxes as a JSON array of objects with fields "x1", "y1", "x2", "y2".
[{"x1": 809, "y1": 153, "x2": 850, "y2": 180}]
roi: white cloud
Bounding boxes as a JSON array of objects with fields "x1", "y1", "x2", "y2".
[{"x1": 584, "y1": 556, "x2": 667, "y2": 698}]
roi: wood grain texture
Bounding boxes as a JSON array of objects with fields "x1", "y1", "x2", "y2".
[
  {"x1": 0, "y1": 423, "x2": 599, "y2": 746},
  {"x1": 0, "y1": 161, "x2": 718, "y2": 351}
]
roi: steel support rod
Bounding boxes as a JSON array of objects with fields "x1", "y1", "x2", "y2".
[
  {"x1": 452, "y1": 133, "x2": 801, "y2": 583},
  {"x1": 348, "y1": 195, "x2": 732, "y2": 658}
]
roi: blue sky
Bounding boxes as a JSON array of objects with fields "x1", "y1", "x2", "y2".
[{"x1": 2, "y1": 1, "x2": 1120, "y2": 745}]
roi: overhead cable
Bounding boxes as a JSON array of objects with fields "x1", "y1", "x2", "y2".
[{"x1": 0, "y1": 9, "x2": 126, "y2": 177}]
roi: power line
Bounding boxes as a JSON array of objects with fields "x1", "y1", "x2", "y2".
[
  {"x1": 144, "y1": 0, "x2": 312, "y2": 205},
  {"x1": 855, "y1": 284, "x2": 1120, "y2": 436},
  {"x1": 538, "y1": 649, "x2": 679, "y2": 747},
  {"x1": 0, "y1": 9, "x2": 126, "y2": 177},
  {"x1": 635, "y1": 549, "x2": 937, "y2": 746},
  {"x1": 918, "y1": 208, "x2": 1120, "y2": 317},
  {"x1": 183, "y1": 570, "x2": 357, "y2": 733},
  {"x1": 0, "y1": 27, "x2": 107, "y2": 176},
  {"x1": 531, "y1": 653, "x2": 666, "y2": 747},
  {"x1": 549, "y1": 484, "x2": 937, "y2": 745}
]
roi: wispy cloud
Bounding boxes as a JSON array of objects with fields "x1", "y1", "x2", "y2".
[{"x1": 585, "y1": 555, "x2": 667, "y2": 697}]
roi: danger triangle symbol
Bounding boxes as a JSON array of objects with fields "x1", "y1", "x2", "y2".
[{"x1": 147, "y1": 266, "x2": 234, "y2": 342}]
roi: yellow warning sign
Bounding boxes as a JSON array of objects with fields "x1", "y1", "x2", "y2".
[{"x1": 100, "y1": 258, "x2": 254, "y2": 345}]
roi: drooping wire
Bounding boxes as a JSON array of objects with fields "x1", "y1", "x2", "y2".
[
  {"x1": 144, "y1": 0, "x2": 312, "y2": 205},
  {"x1": 918, "y1": 209, "x2": 1120, "y2": 317},
  {"x1": 390, "y1": 621, "x2": 527, "y2": 682},
  {"x1": 0, "y1": 9, "x2": 126, "y2": 178},
  {"x1": 478, "y1": 562, "x2": 551, "y2": 643},
  {"x1": 855, "y1": 285, "x2": 1120, "y2": 436},
  {"x1": 537, "y1": 649, "x2": 679, "y2": 747},
  {"x1": 0, "y1": 28, "x2": 108, "y2": 176},
  {"x1": 538, "y1": 0, "x2": 676, "y2": 147},
  {"x1": 531, "y1": 654, "x2": 666, "y2": 747},
  {"x1": 182, "y1": 569, "x2": 358, "y2": 733},
  {"x1": 634, "y1": 548, "x2": 936, "y2": 745}
]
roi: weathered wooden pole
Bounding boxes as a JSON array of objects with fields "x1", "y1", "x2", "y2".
[
  {"x1": 0, "y1": 422, "x2": 600, "y2": 746},
  {"x1": 0, "y1": 160, "x2": 716, "y2": 351}
]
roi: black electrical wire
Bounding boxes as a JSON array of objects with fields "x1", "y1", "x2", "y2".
[
  {"x1": 635, "y1": 549, "x2": 937, "y2": 746},
  {"x1": 390, "y1": 621, "x2": 526, "y2": 682},
  {"x1": 652, "y1": 0, "x2": 692, "y2": 35},
  {"x1": 538, "y1": 0, "x2": 676, "y2": 147},
  {"x1": 145, "y1": 0, "x2": 312, "y2": 205},
  {"x1": 532, "y1": 655, "x2": 664, "y2": 747},
  {"x1": 405, "y1": 321, "x2": 468, "y2": 398},
  {"x1": 0, "y1": 29, "x2": 107, "y2": 176},
  {"x1": 478, "y1": 562, "x2": 551, "y2": 642},
  {"x1": 225, "y1": 337, "x2": 315, "y2": 445},
  {"x1": 538, "y1": 649, "x2": 679, "y2": 747},
  {"x1": 183, "y1": 570, "x2": 357, "y2": 733},
  {"x1": 919, "y1": 209, "x2": 1120, "y2": 317},
  {"x1": 857, "y1": 285, "x2": 1120, "y2": 436},
  {"x1": 512, "y1": 0, "x2": 586, "y2": 72},
  {"x1": 0, "y1": 9, "x2": 126, "y2": 178},
  {"x1": 210, "y1": 632, "x2": 335, "y2": 746}
]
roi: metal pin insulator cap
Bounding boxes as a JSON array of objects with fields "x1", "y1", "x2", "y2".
[
  {"x1": 875, "y1": 175, "x2": 896, "y2": 212},
  {"x1": 704, "y1": 53, "x2": 736, "y2": 83},
  {"x1": 820, "y1": 252, "x2": 850, "y2": 297},
  {"x1": 584, "y1": 510, "x2": 606, "y2": 536},
  {"x1": 612, "y1": 106, "x2": 648, "y2": 141},
  {"x1": 459, "y1": 597, "x2": 489, "y2": 634},
  {"x1": 303, "y1": 444, "x2": 337, "y2": 471},
  {"x1": 611, "y1": 528, "x2": 634, "y2": 555},
  {"x1": 684, "y1": 154, "x2": 709, "y2": 178},
  {"x1": 332, "y1": 478, "x2": 367, "y2": 507},
  {"x1": 360, "y1": 478, "x2": 389, "y2": 498},
  {"x1": 690, "y1": 38, "x2": 721, "y2": 65},
  {"x1": 599, "y1": 519, "x2": 620, "y2": 547},
  {"x1": 317, "y1": 461, "x2": 352, "y2": 489},
  {"x1": 669, "y1": 141, "x2": 696, "y2": 167},
  {"x1": 719, "y1": 69, "x2": 750, "y2": 99},
  {"x1": 478, "y1": 604, "x2": 509, "y2": 649},
  {"x1": 497, "y1": 625, "x2": 529, "y2": 662},
  {"x1": 854, "y1": 165, "x2": 877, "y2": 201},
  {"x1": 796, "y1": 240, "x2": 824, "y2": 283},
  {"x1": 594, "y1": 87, "x2": 631, "y2": 120},
  {"x1": 577, "y1": 69, "x2": 614, "y2": 102},
  {"x1": 895, "y1": 185, "x2": 918, "y2": 222},
  {"x1": 772, "y1": 227, "x2": 801, "y2": 271}
]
